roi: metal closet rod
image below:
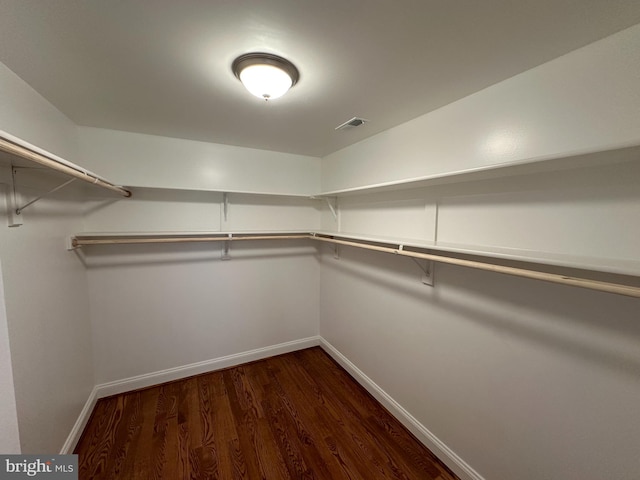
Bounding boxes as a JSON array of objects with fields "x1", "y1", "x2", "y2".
[
  {"x1": 70, "y1": 232, "x2": 640, "y2": 298},
  {"x1": 0, "y1": 137, "x2": 131, "y2": 197}
]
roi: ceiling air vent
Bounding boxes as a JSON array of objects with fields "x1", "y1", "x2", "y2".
[{"x1": 335, "y1": 117, "x2": 369, "y2": 131}]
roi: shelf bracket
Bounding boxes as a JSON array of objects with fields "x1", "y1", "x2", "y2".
[
  {"x1": 223, "y1": 192, "x2": 230, "y2": 222},
  {"x1": 221, "y1": 233, "x2": 232, "y2": 260},
  {"x1": 15, "y1": 177, "x2": 77, "y2": 215},
  {"x1": 324, "y1": 197, "x2": 338, "y2": 222},
  {"x1": 411, "y1": 257, "x2": 435, "y2": 286}
]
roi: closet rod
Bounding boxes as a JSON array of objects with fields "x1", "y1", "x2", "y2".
[
  {"x1": 312, "y1": 236, "x2": 640, "y2": 299},
  {"x1": 70, "y1": 232, "x2": 640, "y2": 298},
  {"x1": 0, "y1": 137, "x2": 131, "y2": 197},
  {"x1": 71, "y1": 234, "x2": 309, "y2": 247}
]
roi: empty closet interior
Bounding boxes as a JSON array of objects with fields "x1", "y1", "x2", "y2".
[{"x1": 0, "y1": 4, "x2": 639, "y2": 480}]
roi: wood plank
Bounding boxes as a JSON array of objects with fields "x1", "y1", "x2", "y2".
[
  {"x1": 132, "y1": 387, "x2": 160, "y2": 480},
  {"x1": 75, "y1": 347, "x2": 460, "y2": 480}
]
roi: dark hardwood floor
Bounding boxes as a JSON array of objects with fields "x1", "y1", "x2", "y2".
[{"x1": 75, "y1": 347, "x2": 459, "y2": 479}]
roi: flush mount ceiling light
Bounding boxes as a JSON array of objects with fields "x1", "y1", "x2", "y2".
[{"x1": 232, "y1": 53, "x2": 299, "y2": 101}]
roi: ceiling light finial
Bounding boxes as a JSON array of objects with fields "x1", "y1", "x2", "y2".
[{"x1": 232, "y1": 53, "x2": 299, "y2": 101}]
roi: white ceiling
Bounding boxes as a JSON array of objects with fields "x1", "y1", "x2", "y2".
[{"x1": 1, "y1": 1, "x2": 640, "y2": 157}]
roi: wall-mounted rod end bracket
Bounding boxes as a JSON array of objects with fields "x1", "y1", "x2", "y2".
[
  {"x1": 411, "y1": 257, "x2": 435, "y2": 287},
  {"x1": 221, "y1": 240, "x2": 232, "y2": 260},
  {"x1": 2, "y1": 179, "x2": 23, "y2": 227},
  {"x1": 421, "y1": 266, "x2": 435, "y2": 287},
  {"x1": 66, "y1": 237, "x2": 81, "y2": 251}
]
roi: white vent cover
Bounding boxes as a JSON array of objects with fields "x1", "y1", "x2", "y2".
[{"x1": 335, "y1": 117, "x2": 369, "y2": 130}]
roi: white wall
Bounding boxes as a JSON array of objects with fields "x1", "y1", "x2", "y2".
[
  {"x1": 0, "y1": 60, "x2": 96, "y2": 454},
  {"x1": 317, "y1": 23, "x2": 640, "y2": 480},
  {"x1": 78, "y1": 127, "x2": 323, "y2": 386},
  {"x1": 0, "y1": 62, "x2": 79, "y2": 162},
  {"x1": 0, "y1": 175, "x2": 94, "y2": 454},
  {"x1": 82, "y1": 189, "x2": 321, "y2": 234},
  {"x1": 325, "y1": 160, "x2": 640, "y2": 276},
  {"x1": 322, "y1": 23, "x2": 640, "y2": 193},
  {"x1": 0, "y1": 56, "x2": 323, "y2": 455},
  {"x1": 85, "y1": 240, "x2": 319, "y2": 385},
  {"x1": 319, "y1": 246, "x2": 640, "y2": 480},
  {"x1": 78, "y1": 127, "x2": 321, "y2": 195},
  {"x1": 318, "y1": 161, "x2": 640, "y2": 480},
  {"x1": 0, "y1": 262, "x2": 20, "y2": 453}
]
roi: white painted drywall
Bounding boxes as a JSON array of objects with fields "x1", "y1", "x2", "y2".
[
  {"x1": 220, "y1": 193, "x2": 321, "y2": 232},
  {"x1": 0, "y1": 180, "x2": 94, "y2": 454},
  {"x1": 82, "y1": 189, "x2": 225, "y2": 233},
  {"x1": 319, "y1": 246, "x2": 640, "y2": 480},
  {"x1": 78, "y1": 130, "x2": 323, "y2": 390},
  {"x1": 337, "y1": 192, "x2": 437, "y2": 245},
  {"x1": 436, "y1": 182, "x2": 640, "y2": 274},
  {"x1": 322, "y1": 23, "x2": 640, "y2": 192},
  {"x1": 80, "y1": 159, "x2": 323, "y2": 386},
  {"x1": 0, "y1": 260, "x2": 20, "y2": 453},
  {"x1": 0, "y1": 61, "x2": 94, "y2": 454},
  {"x1": 85, "y1": 240, "x2": 320, "y2": 384},
  {"x1": 322, "y1": 160, "x2": 640, "y2": 276},
  {"x1": 77, "y1": 127, "x2": 321, "y2": 195},
  {"x1": 318, "y1": 24, "x2": 640, "y2": 480},
  {"x1": 0, "y1": 61, "x2": 79, "y2": 162},
  {"x1": 82, "y1": 190, "x2": 322, "y2": 234}
]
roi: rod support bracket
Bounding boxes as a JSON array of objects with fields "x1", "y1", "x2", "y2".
[
  {"x1": 411, "y1": 257, "x2": 435, "y2": 286},
  {"x1": 221, "y1": 233, "x2": 232, "y2": 260}
]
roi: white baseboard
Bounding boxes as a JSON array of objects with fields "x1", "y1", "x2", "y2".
[
  {"x1": 95, "y1": 336, "x2": 321, "y2": 399},
  {"x1": 61, "y1": 336, "x2": 320, "y2": 454},
  {"x1": 319, "y1": 338, "x2": 484, "y2": 480},
  {"x1": 60, "y1": 386, "x2": 98, "y2": 454},
  {"x1": 63, "y1": 334, "x2": 481, "y2": 480}
]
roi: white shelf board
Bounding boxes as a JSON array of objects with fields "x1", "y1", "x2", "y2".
[
  {"x1": 127, "y1": 185, "x2": 318, "y2": 199},
  {"x1": 311, "y1": 231, "x2": 436, "y2": 250},
  {"x1": 313, "y1": 231, "x2": 640, "y2": 278},
  {"x1": 433, "y1": 242, "x2": 640, "y2": 278},
  {"x1": 318, "y1": 143, "x2": 640, "y2": 197}
]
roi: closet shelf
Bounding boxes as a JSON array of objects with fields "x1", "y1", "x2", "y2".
[
  {"x1": 81, "y1": 143, "x2": 640, "y2": 199},
  {"x1": 0, "y1": 130, "x2": 131, "y2": 198},
  {"x1": 314, "y1": 230, "x2": 640, "y2": 278},
  {"x1": 69, "y1": 230, "x2": 640, "y2": 298},
  {"x1": 310, "y1": 233, "x2": 640, "y2": 298},
  {"x1": 317, "y1": 144, "x2": 640, "y2": 197},
  {"x1": 127, "y1": 185, "x2": 319, "y2": 198}
]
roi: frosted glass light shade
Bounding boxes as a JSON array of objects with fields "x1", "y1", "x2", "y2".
[
  {"x1": 239, "y1": 64, "x2": 293, "y2": 100},
  {"x1": 232, "y1": 53, "x2": 299, "y2": 101}
]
